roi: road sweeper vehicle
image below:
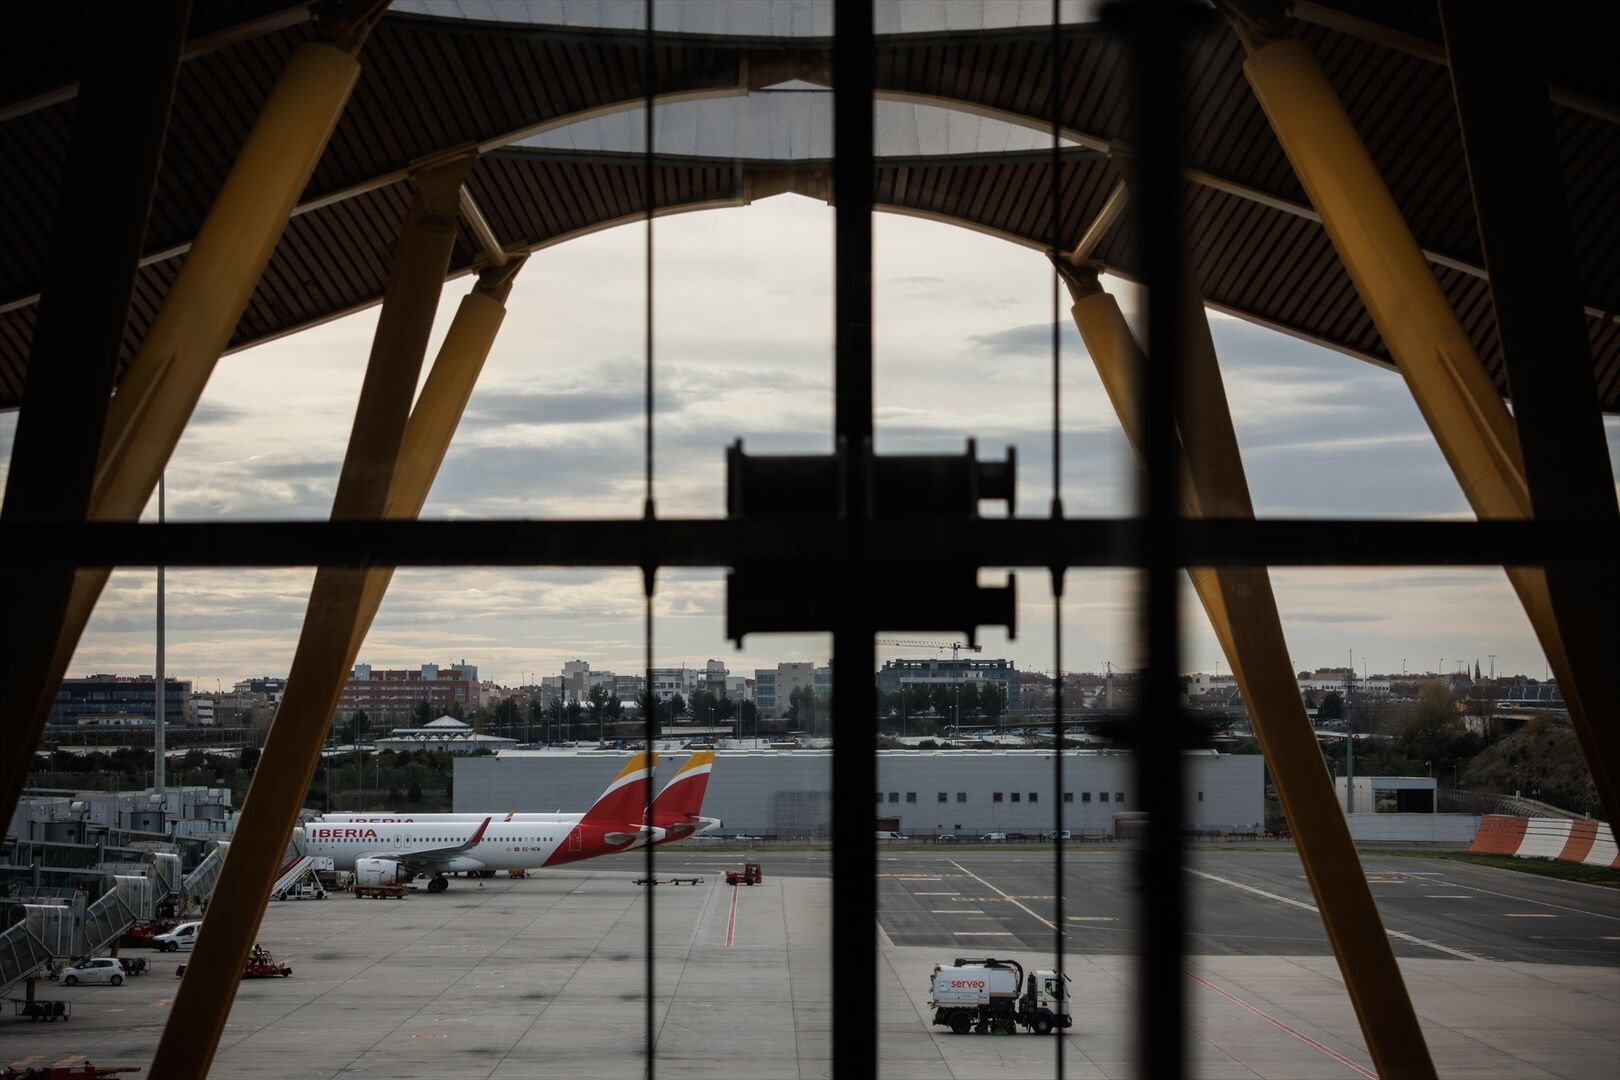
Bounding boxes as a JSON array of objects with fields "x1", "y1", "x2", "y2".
[{"x1": 928, "y1": 957, "x2": 1072, "y2": 1035}]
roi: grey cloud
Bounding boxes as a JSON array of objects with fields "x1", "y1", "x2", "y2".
[
  {"x1": 189, "y1": 401, "x2": 248, "y2": 427},
  {"x1": 967, "y1": 321, "x2": 1080, "y2": 357},
  {"x1": 464, "y1": 388, "x2": 681, "y2": 428}
]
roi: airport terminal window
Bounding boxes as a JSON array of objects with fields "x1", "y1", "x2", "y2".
[
  {"x1": 993, "y1": 792, "x2": 1003, "y2": 803},
  {"x1": 1011, "y1": 792, "x2": 1021, "y2": 803},
  {"x1": 1082, "y1": 792, "x2": 1092, "y2": 803},
  {"x1": 905, "y1": 792, "x2": 916, "y2": 803},
  {"x1": 1198, "y1": 791, "x2": 1204, "y2": 802},
  {"x1": 1028, "y1": 792, "x2": 1038, "y2": 803},
  {"x1": 956, "y1": 793, "x2": 967, "y2": 803},
  {"x1": 1098, "y1": 792, "x2": 1108, "y2": 802},
  {"x1": 937, "y1": 792, "x2": 947, "y2": 803},
  {"x1": 1064, "y1": 792, "x2": 1074, "y2": 803},
  {"x1": 1115, "y1": 793, "x2": 1125, "y2": 803},
  {"x1": 888, "y1": 792, "x2": 898, "y2": 803}
]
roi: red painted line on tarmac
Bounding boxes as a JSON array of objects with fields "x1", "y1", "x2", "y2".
[
  {"x1": 1187, "y1": 972, "x2": 1376, "y2": 1080},
  {"x1": 725, "y1": 885, "x2": 738, "y2": 948}
]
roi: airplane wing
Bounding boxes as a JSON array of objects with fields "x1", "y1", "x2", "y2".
[{"x1": 366, "y1": 816, "x2": 493, "y2": 868}]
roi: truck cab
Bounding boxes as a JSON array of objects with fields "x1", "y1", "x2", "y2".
[{"x1": 1022, "y1": 967, "x2": 1073, "y2": 1035}]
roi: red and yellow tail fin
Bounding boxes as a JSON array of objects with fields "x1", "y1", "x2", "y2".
[
  {"x1": 579, "y1": 752, "x2": 659, "y2": 827},
  {"x1": 650, "y1": 751, "x2": 715, "y2": 838}
]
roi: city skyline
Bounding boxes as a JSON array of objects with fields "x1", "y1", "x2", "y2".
[{"x1": 3, "y1": 198, "x2": 1617, "y2": 690}]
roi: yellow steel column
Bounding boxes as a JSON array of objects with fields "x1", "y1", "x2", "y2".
[
  {"x1": 149, "y1": 157, "x2": 474, "y2": 1080},
  {"x1": 1230, "y1": 23, "x2": 1616, "y2": 830},
  {"x1": 347, "y1": 256, "x2": 529, "y2": 655},
  {"x1": 1055, "y1": 258, "x2": 1437, "y2": 1079},
  {"x1": 0, "y1": 11, "x2": 385, "y2": 813}
]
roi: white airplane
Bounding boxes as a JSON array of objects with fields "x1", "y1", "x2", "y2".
[
  {"x1": 294, "y1": 752, "x2": 665, "y2": 892},
  {"x1": 319, "y1": 751, "x2": 721, "y2": 847}
]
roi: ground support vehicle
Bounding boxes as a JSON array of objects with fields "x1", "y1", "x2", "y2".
[
  {"x1": 276, "y1": 882, "x2": 327, "y2": 901},
  {"x1": 354, "y1": 883, "x2": 407, "y2": 899},
  {"x1": 115, "y1": 957, "x2": 147, "y2": 977},
  {"x1": 634, "y1": 876, "x2": 704, "y2": 886},
  {"x1": 152, "y1": 921, "x2": 201, "y2": 952},
  {"x1": 243, "y1": 947, "x2": 291, "y2": 979},
  {"x1": 725, "y1": 862, "x2": 763, "y2": 886},
  {"x1": 928, "y1": 957, "x2": 1072, "y2": 1035},
  {"x1": 119, "y1": 918, "x2": 182, "y2": 949},
  {"x1": 10, "y1": 997, "x2": 71, "y2": 1022}
]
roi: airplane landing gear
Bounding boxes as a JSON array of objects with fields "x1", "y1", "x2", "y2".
[{"x1": 427, "y1": 875, "x2": 449, "y2": 894}]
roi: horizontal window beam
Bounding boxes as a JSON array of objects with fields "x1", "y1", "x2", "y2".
[{"x1": 0, "y1": 517, "x2": 1613, "y2": 569}]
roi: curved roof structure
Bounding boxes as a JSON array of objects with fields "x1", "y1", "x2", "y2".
[{"x1": 1, "y1": 0, "x2": 1616, "y2": 409}]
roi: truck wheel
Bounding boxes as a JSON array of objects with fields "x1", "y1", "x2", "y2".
[
  {"x1": 950, "y1": 1013, "x2": 971, "y2": 1035},
  {"x1": 1032, "y1": 1015, "x2": 1053, "y2": 1036}
]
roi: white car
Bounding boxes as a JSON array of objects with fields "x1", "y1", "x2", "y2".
[
  {"x1": 62, "y1": 957, "x2": 124, "y2": 986},
  {"x1": 876, "y1": 831, "x2": 910, "y2": 841},
  {"x1": 153, "y1": 920, "x2": 202, "y2": 952}
]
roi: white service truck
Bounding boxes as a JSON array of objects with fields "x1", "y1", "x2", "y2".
[{"x1": 928, "y1": 957, "x2": 1072, "y2": 1035}]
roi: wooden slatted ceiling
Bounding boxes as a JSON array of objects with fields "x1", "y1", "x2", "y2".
[
  {"x1": 0, "y1": 17, "x2": 743, "y2": 309},
  {"x1": 879, "y1": 18, "x2": 1620, "y2": 319},
  {"x1": 92, "y1": 160, "x2": 746, "y2": 363},
  {"x1": 0, "y1": 0, "x2": 1617, "y2": 412}
]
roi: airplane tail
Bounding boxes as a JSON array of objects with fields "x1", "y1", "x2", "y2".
[
  {"x1": 650, "y1": 751, "x2": 715, "y2": 841},
  {"x1": 579, "y1": 752, "x2": 659, "y2": 827}
]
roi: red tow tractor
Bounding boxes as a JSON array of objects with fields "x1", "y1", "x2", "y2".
[
  {"x1": 725, "y1": 861, "x2": 763, "y2": 886},
  {"x1": 243, "y1": 945, "x2": 292, "y2": 979}
]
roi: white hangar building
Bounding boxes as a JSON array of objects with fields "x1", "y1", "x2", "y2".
[{"x1": 454, "y1": 750, "x2": 1263, "y2": 839}]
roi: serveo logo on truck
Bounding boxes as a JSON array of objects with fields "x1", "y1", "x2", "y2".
[{"x1": 951, "y1": 980, "x2": 987, "y2": 989}]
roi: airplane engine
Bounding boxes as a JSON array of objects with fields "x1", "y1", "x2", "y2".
[{"x1": 355, "y1": 857, "x2": 410, "y2": 886}]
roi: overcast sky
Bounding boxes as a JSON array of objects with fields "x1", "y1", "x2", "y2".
[{"x1": 2, "y1": 195, "x2": 1616, "y2": 689}]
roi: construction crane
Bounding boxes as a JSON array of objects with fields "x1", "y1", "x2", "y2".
[{"x1": 876, "y1": 639, "x2": 982, "y2": 662}]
